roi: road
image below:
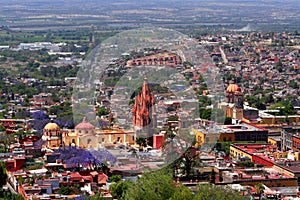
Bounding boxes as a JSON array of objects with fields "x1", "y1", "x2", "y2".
[{"x1": 219, "y1": 47, "x2": 228, "y2": 64}]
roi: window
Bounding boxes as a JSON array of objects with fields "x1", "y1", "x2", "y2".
[
  {"x1": 41, "y1": 189, "x2": 47, "y2": 194},
  {"x1": 205, "y1": 137, "x2": 209, "y2": 142}
]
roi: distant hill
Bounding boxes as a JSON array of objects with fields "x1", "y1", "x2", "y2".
[{"x1": 1, "y1": 0, "x2": 299, "y2": 31}]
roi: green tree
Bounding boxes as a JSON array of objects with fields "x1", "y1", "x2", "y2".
[
  {"x1": 97, "y1": 106, "x2": 110, "y2": 117},
  {"x1": 199, "y1": 108, "x2": 211, "y2": 120},
  {"x1": 217, "y1": 142, "x2": 231, "y2": 155},
  {"x1": 193, "y1": 184, "x2": 244, "y2": 200},
  {"x1": 169, "y1": 185, "x2": 194, "y2": 200},
  {"x1": 168, "y1": 115, "x2": 179, "y2": 121},
  {"x1": 224, "y1": 117, "x2": 232, "y2": 125},
  {"x1": 111, "y1": 180, "x2": 132, "y2": 199},
  {"x1": 269, "y1": 101, "x2": 295, "y2": 115},
  {"x1": 120, "y1": 169, "x2": 247, "y2": 200},
  {"x1": 123, "y1": 169, "x2": 176, "y2": 200},
  {"x1": 288, "y1": 80, "x2": 298, "y2": 89},
  {"x1": 58, "y1": 186, "x2": 73, "y2": 195},
  {"x1": 0, "y1": 190, "x2": 23, "y2": 200},
  {"x1": 238, "y1": 161, "x2": 254, "y2": 167},
  {"x1": 128, "y1": 99, "x2": 135, "y2": 105},
  {"x1": 0, "y1": 162, "x2": 8, "y2": 189},
  {"x1": 136, "y1": 136, "x2": 147, "y2": 148},
  {"x1": 255, "y1": 183, "x2": 265, "y2": 199},
  {"x1": 282, "y1": 103, "x2": 295, "y2": 115},
  {"x1": 264, "y1": 94, "x2": 274, "y2": 104},
  {"x1": 198, "y1": 96, "x2": 211, "y2": 107},
  {"x1": 245, "y1": 96, "x2": 266, "y2": 110},
  {"x1": 87, "y1": 192, "x2": 105, "y2": 200},
  {"x1": 110, "y1": 174, "x2": 122, "y2": 183},
  {"x1": 177, "y1": 147, "x2": 199, "y2": 178},
  {"x1": 17, "y1": 176, "x2": 24, "y2": 185},
  {"x1": 276, "y1": 60, "x2": 283, "y2": 72},
  {"x1": 0, "y1": 125, "x2": 5, "y2": 132}
]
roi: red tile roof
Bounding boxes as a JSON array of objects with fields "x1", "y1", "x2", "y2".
[{"x1": 98, "y1": 173, "x2": 108, "y2": 184}]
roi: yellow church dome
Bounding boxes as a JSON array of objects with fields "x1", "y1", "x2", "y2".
[
  {"x1": 226, "y1": 79, "x2": 241, "y2": 93},
  {"x1": 226, "y1": 84, "x2": 241, "y2": 92},
  {"x1": 44, "y1": 122, "x2": 60, "y2": 131}
]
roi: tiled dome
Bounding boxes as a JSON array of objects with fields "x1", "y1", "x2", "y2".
[
  {"x1": 75, "y1": 118, "x2": 95, "y2": 130},
  {"x1": 44, "y1": 122, "x2": 60, "y2": 131},
  {"x1": 226, "y1": 79, "x2": 241, "y2": 93}
]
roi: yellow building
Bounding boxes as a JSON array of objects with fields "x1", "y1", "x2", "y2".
[
  {"x1": 194, "y1": 129, "x2": 235, "y2": 147},
  {"x1": 194, "y1": 129, "x2": 217, "y2": 147},
  {"x1": 268, "y1": 136, "x2": 281, "y2": 149},
  {"x1": 98, "y1": 129, "x2": 135, "y2": 146},
  {"x1": 259, "y1": 114, "x2": 300, "y2": 125},
  {"x1": 63, "y1": 118, "x2": 135, "y2": 149},
  {"x1": 239, "y1": 178, "x2": 298, "y2": 188},
  {"x1": 194, "y1": 123, "x2": 268, "y2": 147},
  {"x1": 229, "y1": 144, "x2": 252, "y2": 160}
]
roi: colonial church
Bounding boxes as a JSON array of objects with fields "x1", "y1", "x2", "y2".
[
  {"x1": 42, "y1": 118, "x2": 135, "y2": 150},
  {"x1": 132, "y1": 77, "x2": 157, "y2": 129},
  {"x1": 131, "y1": 77, "x2": 157, "y2": 145},
  {"x1": 41, "y1": 120, "x2": 63, "y2": 149},
  {"x1": 219, "y1": 79, "x2": 244, "y2": 122}
]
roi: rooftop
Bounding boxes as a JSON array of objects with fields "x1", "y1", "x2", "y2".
[
  {"x1": 223, "y1": 168, "x2": 294, "y2": 183},
  {"x1": 275, "y1": 160, "x2": 300, "y2": 174},
  {"x1": 232, "y1": 143, "x2": 278, "y2": 154},
  {"x1": 219, "y1": 123, "x2": 264, "y2": 133}
]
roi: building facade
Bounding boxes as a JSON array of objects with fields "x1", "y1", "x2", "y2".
[
  {"x1": 225, "y1": 79, "x2": 244, "y2": 121},
  {"x1": 195, "y1": 123, "x2": 268, "y2": 146},
  {"x1": 132, "y1": 77, "x2": 156, "y2": 129},
  {"x1": 63, "y1": 118, "x2": 135, "y2": 149},
  {"x1": 282, "y1": 126, "x2": 300, "y2": 151}
]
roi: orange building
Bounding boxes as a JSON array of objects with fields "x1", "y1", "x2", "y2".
[{"x1": 292, "y1": 134, "x2": 300, "y2": 151}]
